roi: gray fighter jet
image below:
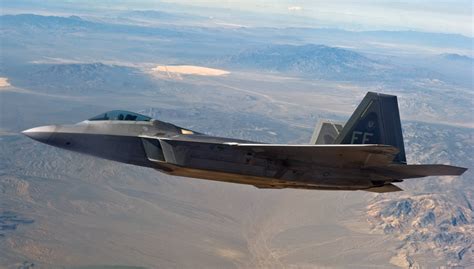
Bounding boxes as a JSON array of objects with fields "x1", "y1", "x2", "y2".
[{"x1": 22, "y1": 92, "x2": 467, "y2": 192}]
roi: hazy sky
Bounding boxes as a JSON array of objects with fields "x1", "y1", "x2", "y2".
[
  {"x1": 5, "y1": 0, "x2": 473, "y2": 36},
  {"x1": 160, "y1": 0, "x2": 473, "y2": 36}
]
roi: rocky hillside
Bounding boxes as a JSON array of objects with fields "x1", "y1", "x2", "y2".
[{"x1": 368, "y1": 194, "x2": 473, "y2": 267}]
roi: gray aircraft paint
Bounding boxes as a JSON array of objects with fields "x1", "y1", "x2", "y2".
[{"x1": 22, "y1": 93, "x2": 466, "y2": 193}]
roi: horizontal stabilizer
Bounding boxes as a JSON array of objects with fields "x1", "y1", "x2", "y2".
[
  {"x1": 366, "y1": 184, "x2": 403, "y2": 193},
  {"x1": 374, "y1": 164, "x2": 467, "y2": 179}
]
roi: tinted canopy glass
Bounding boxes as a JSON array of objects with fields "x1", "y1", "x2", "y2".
[{"x1": 88, "y1": 110, "x2": 152, "y2": 121}]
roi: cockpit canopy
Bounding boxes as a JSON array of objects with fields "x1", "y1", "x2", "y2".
[{"x1": 88, "y1": 110, "x2": 152, "y2": 122}]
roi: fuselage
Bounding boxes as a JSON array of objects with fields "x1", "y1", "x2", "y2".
[{"x1": 22, "y1": 111, "x2": 380, "y2": 191}]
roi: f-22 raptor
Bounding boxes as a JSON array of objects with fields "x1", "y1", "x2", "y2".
[{"x1": 23, "y1": 92, "x2": 467, "y2": 192}]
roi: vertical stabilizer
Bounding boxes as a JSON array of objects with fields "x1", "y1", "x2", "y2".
[
  {"x1": 310, "y1": 121, "x2": 344, "y2": 144},
  {"x1": 335, "y1": 92, "x2": 407, "y2": 164}
]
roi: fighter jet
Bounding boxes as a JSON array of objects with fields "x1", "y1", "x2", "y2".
[{"x1": 22, "y1": 92, "x2": 467, "y2": 192}]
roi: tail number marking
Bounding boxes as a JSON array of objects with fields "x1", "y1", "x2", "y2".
[{"x1": 351, "y1": 131, "x2": 373, "y2": 144}]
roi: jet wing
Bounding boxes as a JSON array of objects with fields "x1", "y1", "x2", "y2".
[
  {"x1": 227, "y1": 143, "x2": 399, "y2": 167},
  {"x1": 151, "y1": 134, "x2": 400, "y2": 167}
]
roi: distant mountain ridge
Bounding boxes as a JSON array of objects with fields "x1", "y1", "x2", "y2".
[
  {"x1": 1, "y1": 14, "x2": 95, "y2": 29},
  {"x1": 121, "y1": 10, "x2": 206, "y2": 22},
  {"x1": 223, "y1": 44, "x2": 470, "y2": 84},
  {"x1": 224, "y1": 44, "x2": 391, "y2": 81},
  {"x1": 441, "y1": 53, "x2": 473, "y2": 63},
  {"x1": 10, "y1": 63, "x2": 156, "y2": 94},
  {"x1": 2, "y1": 13, "x2": 471, "y2": 49},
  {"x1": 0, "y1": 13, "x2": 192, "y2": 38}
]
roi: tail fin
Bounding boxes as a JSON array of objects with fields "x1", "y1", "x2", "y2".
[
  {"x1": 310, "y1": 120, "x2": 344, "y2": 144},
  {"x1": 335, "y1": 92, "x2": 407, "y2": 164}
]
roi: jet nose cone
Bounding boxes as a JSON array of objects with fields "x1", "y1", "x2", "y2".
[{"x1": 22, "y1": 125, "x2": 55, "y2": 143}]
